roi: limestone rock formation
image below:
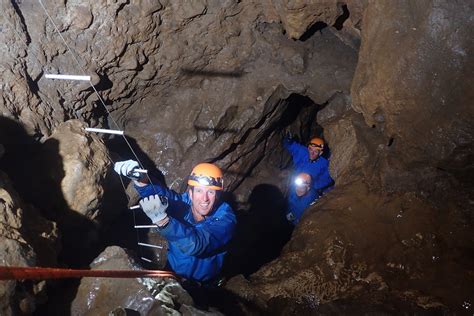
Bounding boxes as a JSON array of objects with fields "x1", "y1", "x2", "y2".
[
  {"x1": 71, "y1": 246, "x2": 218, "y2": 316},
  {"x1": 351, "y1": 0, "x2": 474, "y2": 192},
  {"x1": 226, "y1": 181, "x2": 471, "y2": 313},
  {"x1": 0, "y1": 171, "x2": 59, "y2": 315},
  {"x1": 42, "y1": 119, "x2": 110, "y2": 218},
  {"x1": 270, "y1": 0, "x2": 342, "y2": 39}
]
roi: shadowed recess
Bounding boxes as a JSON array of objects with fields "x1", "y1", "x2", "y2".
[{"x1": 180, "y1": 68, "x2": 245, "y2": 78}]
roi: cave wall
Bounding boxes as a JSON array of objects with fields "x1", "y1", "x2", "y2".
[
  {"x1": 350, "y1": 0, "x2": 474, "y2": 193},
  {"x1": 0, "y1": 171, "x2": 59, "y2": 315},
  {"x1": 1, "y1": 0, "x2": 359, "y2": 201},
  {"x1": 1, "y1": 0, "x2": 473, "y2": 314}
]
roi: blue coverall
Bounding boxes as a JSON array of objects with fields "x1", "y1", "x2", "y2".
[
  {"x1": 136, "y1": 183, "x2": 236, "y2": 282},
  {"x1": 283, "y1": 138, "x2": 334, "y2": 193},
  {"x1": 286, "y1": 187, "x2": 318, "y2": 225}
]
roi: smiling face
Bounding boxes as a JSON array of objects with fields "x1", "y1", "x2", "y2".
[
  {"x1": 308, "y1": 144, "x2": 323, "y2": 161},
  {"x1": 189, "y1": 185, "x2": 217, "y2": 221}
]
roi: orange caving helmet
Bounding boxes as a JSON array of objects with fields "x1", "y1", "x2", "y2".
[
  {"x1": 188, "y1": 163, "x2": 224, "y2": 190},
  {"x1": 308, "y1": 137, "x2": 325, "y2": 149},
  {"x1": 294, "y1": 172, "x2": 312, "y2": 187}
]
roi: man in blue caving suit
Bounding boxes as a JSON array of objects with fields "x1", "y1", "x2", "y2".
[
  {"x1": 283, "y1": 135, "x2": 334, "y2": 198},
  {"x1": 114, "y1": 160, "x2": 236, "y2": 285},
  {"x1": 286, "y1": 172, "x2": 318, "y2": 225}
]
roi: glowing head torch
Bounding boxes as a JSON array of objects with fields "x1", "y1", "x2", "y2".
[
  {"x1": 187, "y1": 163, "x2": 224, "y2": 190},
  {"x1": 294, "y1": 177, "x2": 305, "y2": 186},
  {"x1": 294, "y1": 173, "x2": 311, "y2": 187}
]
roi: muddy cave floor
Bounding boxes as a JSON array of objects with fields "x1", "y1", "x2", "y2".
[{"x1": 32, "y1": 177, "x2": 474, "y2": 315}]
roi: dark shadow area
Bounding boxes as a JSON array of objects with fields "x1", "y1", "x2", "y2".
[
  {"x1": 299, "y1": 21, "x2": 328, "y2": 42},
  {"x1": 0, "y1": 116, "x2": 167, "y2": 314},
  {"x1": 265, "y1": 294, "x2": 450, "y2": 316},
  {"x1": 96, "y1": 168, "x2": 161, "y2": 267},
  {"x1": 223, "y1": 184, "x2": 292, "y2": 278},
  {"x1": 276, "y1": 93, "x2": 318, "y2": 141},
  {"x1": 93, "y1": 73, "x2": 113, "y2": 92},
  {"x1": 105, "y1": 134, "x2": 167, "y2": 186},
  {"x1": 269, "y1": 93, "x2": 322, "y2": 170},
  {"x1": 0, "y1": 117, "x2": 98, "y2": 265},
  {"x1": 10, "y1": 0, "x2": 31, "y2": 44},
  {"x1": 103, "y1": 134, "x2": 171, "y2": 268},
  {"x1": 387, "y1": 137, "x2": 394, "y2": 147},
  {"x1": 333, "y1": 4, "x2": 350, "y2": 31},
  {"x1": 185, "y1": 284, "x2": 265, "y2": 316},
  {"x1": 0, "y1": 116, "x2": 99, "y2": 315},
  {"x1": 180, "y1": 68, "x2": 245, "y2": 78},
  {"x1": 211, "y1": 93, "x2": 319, "y2": 192}
]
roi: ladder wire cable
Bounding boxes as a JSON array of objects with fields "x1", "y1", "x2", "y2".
[{"x1": 36, "y1": 0, "x2": 162, "y2": 263}]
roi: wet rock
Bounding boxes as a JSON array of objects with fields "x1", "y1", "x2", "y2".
[
  {"x1": 0, "y1": 171, "x2": 59, "y2": 315},
  {"x1": 226, "y1": 181, "x2": 473, "y2": 313},
  {"x1": 351, "y1": 0, "x2": 474, "y2": 191},
  {"x1": 270, "y1": 0, "x2": 341, "y2": 39},
  {"x1": 317, "y1": 92, "x2": 352, "y2": 125},
  {"x1": 0, "y1": 4, "x2": 49, "y2": 139},
  {"x1": 41, "y1": 119, "x2": 110, "y2": 218},
  {"x1": 320, "y1": 108, "x2": 385, "y2": 185},
  {"x1": 71, "y1": 246, "x2": 216, "y2": 315}
]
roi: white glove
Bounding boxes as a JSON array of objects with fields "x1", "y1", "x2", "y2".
[
  {"x1": 139, "y1": 194, "x2": 168, "y2": 223},
  {"x1": 286, "y1": 212, "x2": 295, "y2": 222},
  {"x1": 114, "y1": 160, "x2": 140, "y2": 180}
]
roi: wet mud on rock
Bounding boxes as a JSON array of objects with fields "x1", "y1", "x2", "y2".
[{"x1": 225, "y1": 181, "x2": 474, "y2": 314}]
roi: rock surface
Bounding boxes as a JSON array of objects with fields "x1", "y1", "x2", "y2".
[
  {"x1": 0, "y1": 0, "x2": 472, "y2": 314},
  {"x1": 0, "y1": 171, "x2": 59, "y2": 315},
  {"x1": 42, "y1": 119, "x2": 110, "y2": 219},
  {"x1": 226, "y1": 181, "x2": 473, "y2": 314},
  {"x1": 351, "y1": 0, "x2": 474, "y2": 192},
  {"x1": 71, "y1": 246, "x2": 218, "y2": 316}
]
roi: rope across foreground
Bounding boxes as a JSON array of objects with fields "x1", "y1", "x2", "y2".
[{"x1": 0, "y1": 266, "x2": 178, "y2": 281}]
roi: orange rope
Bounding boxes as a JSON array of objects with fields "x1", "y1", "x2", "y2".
[{"x1": 0, "y1": 266, "x2": 178, "y2": 281}]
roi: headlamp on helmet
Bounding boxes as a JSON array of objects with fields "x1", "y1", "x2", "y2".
[
  {"x1": 294, "y1": 173, "x2": 311, "y2": 187},
  {"x1": 187, "y1": 163, "x2": 224, "y2": 190},
  {"x1": 308, "y1": 137, "x2": 325, "y2": 149}
]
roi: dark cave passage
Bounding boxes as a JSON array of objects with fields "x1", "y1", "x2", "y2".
[{"x1": 221, "y1": 93, "x2": 328, "y2": 278}]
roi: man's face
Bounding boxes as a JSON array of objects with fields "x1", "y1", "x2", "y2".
[
  {"x1": 189, "y1": 185, "x2": 217, "y2": 221},
  {"x1": 308, "y1": 145, "x2": 323, "y2": 160},
  {"x1": 295, "y1": 183, "x2": 311, "y2": 197}
]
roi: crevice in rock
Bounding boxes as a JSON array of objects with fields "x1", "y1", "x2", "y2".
[
  {"x1": 387, "y1": 137, "x2": 394, "y2": 147},
  {"x1": 221, "y1": 93, "x2": 324, "y2": 278},
  {"x1": 114, "y1": 0, "x2": 131, "y2": 17},
  {"x1": 299, "y1": 21, "x2": 328, "y2": 42},
  {"x1": 94, "y1": 73, "x2": 114, "y2": 92},
  {"x1": 11, "y1": 1, "x2": 31, "y2": 44},
  {"x1": 333, "y1": 4, "x2": 350, "y2": 31},
  {"x1": 24, "y1": 70, "x2": 39, "y2": 95}
]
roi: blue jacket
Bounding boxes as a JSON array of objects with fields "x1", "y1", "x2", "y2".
[
  {"x1": 136, "y1": 183, "x2": 236, "y2": 282},
  {"x1": 283, "y1": 138, "x2": 334, "y2": 192},
  {"x1": 286, "y1": 188, "x2": 318, "y2": 225}
]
